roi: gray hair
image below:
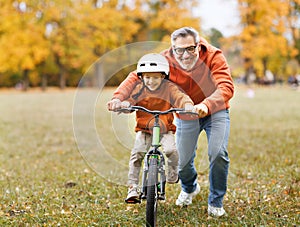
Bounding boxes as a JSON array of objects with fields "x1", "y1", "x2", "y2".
[{"x1": 171, "y1": 27, "x2": 200, "y2": 46}]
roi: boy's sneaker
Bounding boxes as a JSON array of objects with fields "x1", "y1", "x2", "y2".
[
  {"x1": 125, "y1": 185, "x2": 141, "y2": 204},
  {"x1": 208, "y1": 204, "x2": 226, "y2": 217},
  {"x1": 175, "y1": 183, "x2": 200, "y2": 206},
  {"x1": 166, "y1": 166, "x2": 179, "y2": 184}
]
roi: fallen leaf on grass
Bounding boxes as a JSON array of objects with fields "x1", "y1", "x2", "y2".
[
  {"x1": 65, "y1": 181, "x2": 77, "y2": 188},
  {"x1": 133, "y1": 209, "x2": 139, "y2": 214},
  {"x1": 126, "y1": 205, "x2": 133, "y2": 211},
  {"x1": 6, "y1": 209, "x2": 26, "y2": 217},
  {"x1": 61, "y1": 209, "x2": 72, "y2": 215}
]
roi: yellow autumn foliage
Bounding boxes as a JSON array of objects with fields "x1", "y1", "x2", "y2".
[
  {"x1": 0, "y1": 0, "x2": 299, "y2": 87},
  {"x1": 237, "y1": 0, "x2": 299, "y2": 77}
]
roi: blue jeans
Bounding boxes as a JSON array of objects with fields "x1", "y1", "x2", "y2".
[{"x1": 175, "y1": 109, "x2": 230, "y2": 208}]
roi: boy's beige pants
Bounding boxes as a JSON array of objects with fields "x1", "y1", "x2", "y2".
[{"x1": 127, "y1": 131, "x2": 178, "y2": 186}]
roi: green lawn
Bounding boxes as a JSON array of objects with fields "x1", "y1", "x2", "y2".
[{"x1": 0, "y1": 85, "x2": 299, "y2": 226}]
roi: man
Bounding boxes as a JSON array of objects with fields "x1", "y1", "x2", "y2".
[{"x1": 107, "y1": 27, "x2": 234, "y2": 217}]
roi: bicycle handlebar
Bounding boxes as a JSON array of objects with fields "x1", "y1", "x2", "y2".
[{"x1": 115, "y1": 106, "x2": 199, "y2": 116}]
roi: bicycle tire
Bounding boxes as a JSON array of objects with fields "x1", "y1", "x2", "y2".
[{"x1": 146, "y1": 158, "x2": 158, "y2": 227}]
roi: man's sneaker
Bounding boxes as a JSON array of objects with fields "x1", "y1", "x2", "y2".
[
  {"x1": 175, "y1": 183, "x2": 200, "y2": 206},
  {"x1": 208, "y1": 204, "x2": 226, "y2": 217},
  {"x1": 166, "y1": 166, "x2": 179, "y2": 184},
  {"x1": 125, "y1": 185, "x2": 141, "y2": 204}
]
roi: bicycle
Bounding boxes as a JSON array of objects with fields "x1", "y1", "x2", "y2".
[{"x1": 116, "y1": 106, "x2": 197, "y2": 227}]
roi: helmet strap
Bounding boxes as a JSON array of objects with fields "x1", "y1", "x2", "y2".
[{"x1": 131, "y1": 82, "x2": 145, "y2": 100}]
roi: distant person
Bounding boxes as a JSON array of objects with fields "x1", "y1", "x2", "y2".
[
  {"x1": 288, "y1": 75, "x2": 299, "y2": 87},
  {"x1": 108, "y1": 53, "x2": 194, "y2": 203},
  {"x1": 108, "y1": 27, "x2": 234, "y2": 217}
]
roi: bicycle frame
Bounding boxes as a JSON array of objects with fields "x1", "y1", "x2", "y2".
[
  {"x1": 152, "y1": 116, "x2": 160, "y2": 147},
  {"x1": 140, "y1": 113, "x2": 166, "y2": 201}
]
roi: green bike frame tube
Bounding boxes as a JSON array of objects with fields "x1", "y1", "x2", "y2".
[{"x1": 152, "y1": 126, "x2": 160, "y2": 146}]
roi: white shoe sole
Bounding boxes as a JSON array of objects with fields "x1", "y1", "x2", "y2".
[
  {"x1": 208, "y1": 205, "x2": 226, "y2": 217},
  {"x1": 175, "y1": 183, "x2": 200, "y2": 206}
]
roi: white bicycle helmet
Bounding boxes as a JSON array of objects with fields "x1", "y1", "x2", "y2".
[{"x1": 137, "y1": 53, "x2": 169, "y2": 77}]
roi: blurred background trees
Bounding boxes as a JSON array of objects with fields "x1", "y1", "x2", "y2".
[
  {"x1": 236, "y1": 0, "x2": 300, "y2": 84},
  {"x1": 0, "y1": 0, "x2": 299, "y2": 90}
]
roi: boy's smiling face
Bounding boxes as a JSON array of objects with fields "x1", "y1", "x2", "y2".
[{"x1": 142, "y1": 72, "x2": 165, "y2": 91}]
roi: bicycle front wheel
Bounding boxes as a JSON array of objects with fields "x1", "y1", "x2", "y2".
[{"x1": 146, "y1": 158, "x2": 158, "y2": 227}]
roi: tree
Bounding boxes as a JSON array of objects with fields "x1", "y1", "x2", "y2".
[
  {"x1": 0, "y1": 0, "x2": 204, "y2": 88},
  {"x1": 0, "y1": 1, "x2": 49, "y2": 90},
  {"x1": 142, "y1": 0, "x2": 201, "y2": 41},
  {"x1": 74, "y1": 0, "x2": 141, "y2": 87},
  {"x1": 41, "y1": 0, "x2": 85, "y2": 89},
  {"x1": 285, "y1": 0, "x2": 300, "y2": 64},
  {"x1": 237, "y1": 0, "x2": 298, "y2": 82},
  {"x1": 207, "y1": 28, "x2": 223, "y2": 48}
]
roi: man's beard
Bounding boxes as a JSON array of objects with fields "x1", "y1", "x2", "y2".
[{"x1": 175, "y1": 55, "x2": 199, "y2": 71}]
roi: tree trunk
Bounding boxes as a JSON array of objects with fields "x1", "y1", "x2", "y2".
[
  {"x1": 59, "y1": 71, "x2": 66, "y2": 90},
  {"x1": 94, "y1": 61, "x2": 105, "y2": 88},
  {"x1": 22, "y1": 69, "x2": 29, "y2": 91},
  {"x1": 244, "y1": 58, "x2": 254, "y2": 84},
  {"x1": 41, "y1": 74, "x2": 47, "y2": 91},
  {"x1": 54, "y1": 53, "x2": 66, "y2": 90},
  {"x1": 262, "y1": 57, "x2": 268, "y2": 78}
]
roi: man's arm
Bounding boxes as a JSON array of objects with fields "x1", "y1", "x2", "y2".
[
  {"x1": 200, "y1": 49, "x2": 234, "y2": 115},
  {"x1": 107, "y1": 71, "x2": 139, "y2": 110},
  {"x1": 168, "y1": 81, "x2": 194, "y2": 108}
]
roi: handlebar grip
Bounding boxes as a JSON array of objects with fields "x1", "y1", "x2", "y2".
[{"x1": 114, "y1": 108, "x2": 133, "y2": 113}]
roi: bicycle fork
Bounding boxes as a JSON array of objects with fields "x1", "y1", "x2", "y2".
[
  {"x1": 141, "y1": 121, "x2": 166, "y2": 200},
  {"x1": 141, "y1": 151, "x2": 166, "y2": 200},
  {"x1": 141, "y1": 122, "x2": 166, "y2": 200},
  {"x1": 157, "y1": 153, "x2": 166, "y2": 200}
]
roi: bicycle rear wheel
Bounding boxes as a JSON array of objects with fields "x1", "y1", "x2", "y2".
[{"x1": 146, "y1": 158, "x2": 158, "y2": 227}]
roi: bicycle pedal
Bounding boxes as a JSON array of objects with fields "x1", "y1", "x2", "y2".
[
  {"x1": 141, "y1": 195, "x2": 147, "y2": 200},
  {"x1": 158, "y1": 194, "x2": 165, "y2": 200}
]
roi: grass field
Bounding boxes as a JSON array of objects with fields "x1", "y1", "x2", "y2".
[{"x1": 0, "y1": 85, "x2": 299, "y2": 226}]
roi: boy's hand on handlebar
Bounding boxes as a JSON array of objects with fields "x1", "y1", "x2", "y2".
[
  {"x1": 194, "y1": 103, "x2": 208, "y2": 118},
  {"x1": 107, "y1": 98, "x2": 121, "y2": 111},
  {"x1": 121, "y1": 101, "x2": 131, "y2": 108},
  {"x1": 117, "y1": 101, "x2": 132, "y2": 114}
]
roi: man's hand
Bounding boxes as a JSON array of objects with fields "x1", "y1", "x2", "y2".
[
  {"x1": 107, "y1": 98, "x2": 121, "y2": 111},
  {"x1": 184, "y1": 103, "x2": 194, "y2": 112},
  {"x1": 194, "y1": 103, "x2": 208, "y2": 118}
]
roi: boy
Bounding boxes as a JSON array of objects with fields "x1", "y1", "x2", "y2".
[{"x1": 109, "y1": 53, "x2": 194, "y2": 203}]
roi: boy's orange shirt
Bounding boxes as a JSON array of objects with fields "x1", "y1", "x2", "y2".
[{"x1": 125, "y1": 80, "x2": 193, "y2": 134}]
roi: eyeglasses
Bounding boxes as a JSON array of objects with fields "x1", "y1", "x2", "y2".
[{"x1": 173, "y1": 45, "x2": 197, "y2": 55}]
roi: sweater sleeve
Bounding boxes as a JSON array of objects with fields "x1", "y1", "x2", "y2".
[
  {"x1": 112, "y1": 71, "x2": 140, "y2": 101},
  {"x1": 202, "y1": 48, "x2": 234, "y2": 114},
  {"x1": 168, "y1": 82, "x2": 194, "y2": 108},
  {"x1": 122, "y1": 82, "x2": 144, "y2": 106}
]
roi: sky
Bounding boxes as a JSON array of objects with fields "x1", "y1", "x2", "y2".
[{"x1": 194, "y1": 0, "x2": 241, "y2": 37}]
